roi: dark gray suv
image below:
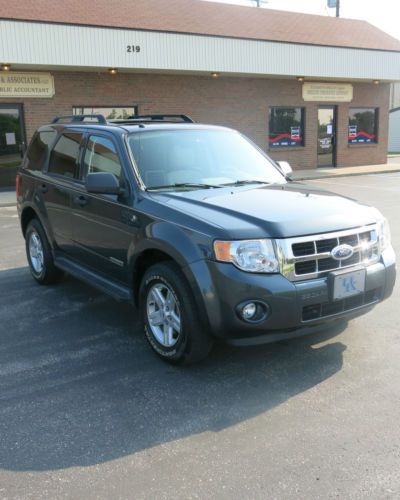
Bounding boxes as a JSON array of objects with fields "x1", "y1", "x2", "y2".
[{"x1": 17, "y1": 114, "x2": 396, "y2": 364}]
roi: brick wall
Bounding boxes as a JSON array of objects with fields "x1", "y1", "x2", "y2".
[{"x1": 0, "y1": 71, "x2": 390, "y2": 169}]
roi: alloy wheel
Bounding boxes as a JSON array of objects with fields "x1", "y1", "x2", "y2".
[{"x1": 146, "y1": 283, "x2": 182, "y2": 347}]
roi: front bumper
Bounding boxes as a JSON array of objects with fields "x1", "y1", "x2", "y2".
[{"x1": 188, "y1": 246, "x2": 396, "y2": 345}]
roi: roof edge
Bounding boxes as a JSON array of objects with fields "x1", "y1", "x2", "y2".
[{"x1": 2, "y1": 17, "x2": 400, "y2": 54}]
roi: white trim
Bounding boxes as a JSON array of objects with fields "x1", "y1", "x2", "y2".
[
  {"x1": 1, "y1": 20, "x2": 400, "y2": 80},
  {"x1": 389, "y1": 109, "x2": 400, "y2": 151}
]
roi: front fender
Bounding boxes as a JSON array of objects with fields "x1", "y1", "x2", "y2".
[
  {"x1": 128, "y1": 221, "x2": 219, "y2": 333},
  {"x1": 128, "y1": 220, "x2": 212, "y2": 269}
]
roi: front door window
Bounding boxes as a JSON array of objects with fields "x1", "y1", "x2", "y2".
[
  {"x1": 317, "y1": 106, "x2": 336, "y2": 167},
  {"x1": 0, "y1": 104, "x2": 25, "y2": 187}
]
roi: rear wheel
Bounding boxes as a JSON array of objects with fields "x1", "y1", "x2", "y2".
[
  {"x1": 139, "y1": 262, "x2": 213, "y2": 364},
  {"x1": 25, "y1": 219, "x2": 63, "y2": 285}
]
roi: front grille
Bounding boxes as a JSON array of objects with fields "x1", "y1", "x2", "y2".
[
  {"x1": 302, "y1": 287, "x2": 382, "y2": 321},
  {"x1": 295, "y1": 260, "x2": 317, "y2": 275},
  {"x1": 316, "y1": 238, "x2": 337, "y2": 253},
  {"x1": 340, "y1": 234, "x2": 359, "y2": 246},
  {"x1": 318, "y1": 257, "x2": 338, "y2": 272},
  {"x1": 277, "y1": 225, "x2": 380, "y2": 282},
  {"x1": 292, "y1": 241, "x2": 315, "y2": 256}
]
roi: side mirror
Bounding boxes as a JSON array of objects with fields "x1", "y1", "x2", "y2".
[
  {"x1": 276, "y1": 161, "x2": 293, "y2": 178},
  {"x1": 85, "y1": 172, "x2": 121, "y2": 195}
]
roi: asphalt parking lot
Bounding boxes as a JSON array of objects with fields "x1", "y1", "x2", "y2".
[{"x1": 0, "y1": 173, "x2": 399, "y2": 499}]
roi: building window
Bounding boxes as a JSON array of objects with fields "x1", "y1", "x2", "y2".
[
  {"x1": 269, "y1": 107, "x2": 305, "y2": 148},
  {"x1": 348, "y1": 108, "x2": 378, "y2": 144},
  {"x1": 48, "y1": 132, "x2": 83, "y2": 178},
  {"x1": 73, "y1": 106, "x2": 137, "y2": 120}
]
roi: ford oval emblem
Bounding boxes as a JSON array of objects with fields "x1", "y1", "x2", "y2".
[{"x1": 331, "y1": 244, "x2": 354, "y2": 261}]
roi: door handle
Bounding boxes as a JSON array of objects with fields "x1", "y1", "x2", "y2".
[
  {"x1": 73, "y1": 195, "x2": 88, "y2": 207},
  {"x1": 39, "y1": 183, "x2": 48, "y2": 194}
]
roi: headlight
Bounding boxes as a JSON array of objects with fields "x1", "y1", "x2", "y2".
[
  {"x1": 377, "y1": 217, "x2": 391, "y2": 251},
  {"x1": 214, "y1": 239, "x2": 279, "y2": 273}
]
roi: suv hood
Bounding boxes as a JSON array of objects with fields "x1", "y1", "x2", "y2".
[{"x1": 153, "y1": 182, "x2": 380, "y2": 239}]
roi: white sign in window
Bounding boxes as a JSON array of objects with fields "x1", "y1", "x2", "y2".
[{"x1": 5, "y1": 132, "x2": 17, "y2": 145}]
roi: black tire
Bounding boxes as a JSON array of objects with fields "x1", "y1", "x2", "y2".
[
  {"x1": 139, "y1": 262, "x2": 213, "y2": 365},
  {"x1": 25, "y1": 219, "x2": 63, "y2": 285}
]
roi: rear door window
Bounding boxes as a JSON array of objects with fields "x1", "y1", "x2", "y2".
[
  {"x1": 48, "y1": 131, "x2": 83, "y2": 178},
  {"x1": 25, "y1": 130, "x2": 57, "y2": 171}
]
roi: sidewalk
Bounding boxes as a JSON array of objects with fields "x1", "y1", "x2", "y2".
[
  {"x1": 292, "y1": 157, "x2": 400, "y2": 181},
  {"x1": 1, "y1": 158, "x2": 400, "y2": 207},
  {"x1": 0, "y1": 189, "x2": 16, "y2": 207}
]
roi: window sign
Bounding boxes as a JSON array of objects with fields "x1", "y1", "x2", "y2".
[
  {"x1": 5, "y1": 132, "x2": 16, "y2": 145},
  {"x1": 348, "y1": 108, "x2": 378, "y2": 144},
  {"x1": 291, "y1": 126, "x2": 300, "y2": 140},
  {"x1": 319, "y1": 138, "x2": 331, "y2": 149},
  {"x1": 348, "y1": 125, "x2": 357, "y2": 138},
  {"x1": 269, "y1": 107, "x2": 305, "y2": 148}
]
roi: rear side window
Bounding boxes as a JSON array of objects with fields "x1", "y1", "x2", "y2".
[
  {"x1": 25, "y1": 131, "x2": 57, "y2": 171},
  {"x1": 83, "y1": 135, "x2": 121, "y2": 180},
  {"x1": 48, "y1": 132, "x2": 83, "y2": 178}
]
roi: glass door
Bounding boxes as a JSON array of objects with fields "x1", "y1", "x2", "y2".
[
  {"x1": 0, "y1": 104, "x2": 26, "y2": 188},
  {"x1": 317, "y1": 106, "x2": 336, "y2": 167}
]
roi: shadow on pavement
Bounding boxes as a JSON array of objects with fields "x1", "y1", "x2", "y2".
[{"x1": 0, "y1": 266, "x2": 346, "y2": 471}]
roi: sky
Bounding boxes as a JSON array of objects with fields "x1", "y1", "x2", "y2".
[{"x1": 202, "y1": 0, "x2": 400, "y2": 40}]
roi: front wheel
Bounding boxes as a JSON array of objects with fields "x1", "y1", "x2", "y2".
[{"x1": 139, "y1": 262, "x2": 213, "y2": 364}]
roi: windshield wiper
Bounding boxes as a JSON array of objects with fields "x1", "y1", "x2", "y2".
[
  {"x1": 146, "y1": 182, "x2": 222, "y2": 191},
  {"x1": 221, "y1": 180, "x2": 270, "y2": 186}
]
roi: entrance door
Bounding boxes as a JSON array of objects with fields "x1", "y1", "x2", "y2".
[
  {"x1": 0, "y1": 104, "x2": 26, "y2": 188},
  {"x1": 317, "y1": 106, "x2": 336, "y2": 167}
]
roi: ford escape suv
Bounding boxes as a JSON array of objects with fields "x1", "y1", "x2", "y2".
[{"x1": 17, "y1": 114, "x2": 396, "y2": 364}]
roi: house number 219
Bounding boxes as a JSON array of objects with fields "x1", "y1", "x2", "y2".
[{"x1": 127, "y1": 45, "x2": 141, "y2": 53}]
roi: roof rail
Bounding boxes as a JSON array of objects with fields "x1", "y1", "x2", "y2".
[
  {"x1": 51, "y1": 114, "x2": 107, "y2": 124},
  {"x1": 126, "y1": 114, "x2": 194, "y2": 123}
]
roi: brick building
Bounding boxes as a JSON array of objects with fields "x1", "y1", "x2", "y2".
[{"x1": 1, "y1": 0, "x2": 400, "y2": 187}]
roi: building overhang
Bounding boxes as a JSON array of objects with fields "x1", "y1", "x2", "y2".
[{"x1": 1, "y1": 20, "x2": 400, "y2": 81}]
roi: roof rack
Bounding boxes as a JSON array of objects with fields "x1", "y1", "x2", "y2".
[
  {"x1": 51, "y1": 114, "x2": 107, "y2": 124},
  {"x1": 51, "y1": 113, "x2": 194, "y2": 126},
  {"x1": 123, "y1": 114, "x2": 194, "y2": 123}
]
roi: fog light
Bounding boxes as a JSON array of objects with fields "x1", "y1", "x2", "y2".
[
  {"x1": 242, "y1": 303, "x2": 257, "y2": 320},
  {"x1": 236, "y1": 300, "x2": 269, "y2": 324}
]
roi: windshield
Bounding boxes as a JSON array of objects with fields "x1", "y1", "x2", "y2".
[{"x1": 127, "y1": 129, "x2": 286, "y2": 190}]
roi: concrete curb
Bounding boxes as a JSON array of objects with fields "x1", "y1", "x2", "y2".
[
  {"x1": 0, "y1": 202, "x2": 17, "y2": 208},
  {"x1": 293, "y1": 167, "x2": 400, "y2": 181}
]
